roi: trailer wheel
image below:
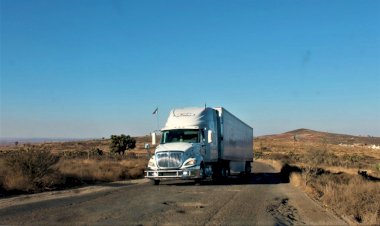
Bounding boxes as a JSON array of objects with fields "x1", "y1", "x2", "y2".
[
  {"x1": 243, "y1": 161, "x2": 252, "y2": 183},
  {"x1": 221, "y1": 167, "x2": 227, "y2": 177},
  {"x1": 245, "y1": 161, "x2": 252, "y2": 175},
  {"x1": 152, "y1": 179, "x2": 160, "y2": 185}
]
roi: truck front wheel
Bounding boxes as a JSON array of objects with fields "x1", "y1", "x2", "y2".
[
  {"x1": 152, "y1": 179, "x2": 160, "y2": 185},
  {"x1": 195, "y1": 165, "x2": 205, "y2": 185}
]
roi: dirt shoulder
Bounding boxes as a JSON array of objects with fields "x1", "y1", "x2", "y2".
[{"x1": 0, "y1": 178, "x2": 148, "y2": 209}]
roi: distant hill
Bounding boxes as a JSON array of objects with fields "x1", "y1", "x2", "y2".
[
  {"x1": 257, "y1": 129, "x2": 380, "y2": 146},
  {"x1": 0, "y1": 138, "x2": 89, "y2": 146}
]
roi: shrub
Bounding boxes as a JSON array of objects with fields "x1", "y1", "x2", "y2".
[
  {"x1": 91, "y1": 148, "x2": 103, "y2": 156},
  {"x1": 2, "y1": 147, "x2": 61, "y2": 192},
  {"x1": 254, "y1": 151, "x2": 263, "y2": 159},
  {"x1": 110, "y1": 134, "x2": 136, "y2": 155}
]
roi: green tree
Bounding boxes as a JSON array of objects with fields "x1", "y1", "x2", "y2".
[{"x1": 109, "y1": 134, "x2": 136, "y2": 155}]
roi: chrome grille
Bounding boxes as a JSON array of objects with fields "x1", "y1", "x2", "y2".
[{"x1": 156, "y1": 152, "x2": 183, "y2": 168}]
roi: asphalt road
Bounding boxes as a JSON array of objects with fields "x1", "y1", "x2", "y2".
[{"x1": 0, "y1": 162, "x2": 346, "y2": 225}]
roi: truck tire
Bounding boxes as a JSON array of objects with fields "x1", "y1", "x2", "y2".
[
  {"x1": 242, "y1": 161, "x2": 252, "y2": 183},
  {"x1": 195, "y1": 165, "x2": 205, "y2": 185},
  {"x1": 221, "y1": 161, "x2": 230, "y2": 178},
  {"x1": 212, "y1": 164, "x2": 220, "y2": 180},
  {"x1": 152, "y1": 179, "x2": 160, "y2": 185},
  {"x1": 245, "y1": 161, "x2": 252, "y2": 175},
  {"x1": 212, "y1": 162, "x2": 228, "y2": 182}
]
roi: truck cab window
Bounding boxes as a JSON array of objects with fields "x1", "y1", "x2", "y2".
[{"x1": 161, "y1": 129, "x2": 200, "y2": 144}]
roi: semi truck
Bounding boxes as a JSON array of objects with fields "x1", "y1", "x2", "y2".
[{"x1": 145, "y1": 107, "x2": 253, "y2": 185}]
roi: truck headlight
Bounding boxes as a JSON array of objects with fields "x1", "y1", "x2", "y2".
[
  {"x1": 148, "y1": 157, "x2": 156, "y2": 168},
  {"x1": 183, "y1": 158, "x2": 197, "y2": 167}
]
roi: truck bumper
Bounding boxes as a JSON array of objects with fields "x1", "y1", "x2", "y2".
[{"x1": 145, "y1": 168, "x2": 201, "y2": 180}]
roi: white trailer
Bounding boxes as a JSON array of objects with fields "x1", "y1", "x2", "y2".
[
  {"x1": 145, "y1": 107, "x2": 253, "y2": 185},
  {"x1": 215, "y1": 107, "x2": 253, "y2": 175}
]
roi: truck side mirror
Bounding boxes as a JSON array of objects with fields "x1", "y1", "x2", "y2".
[
  {"x1": 208, "y1": 130, "x2": 213, "y2": 144},
  {"x1": 151, "y1": 132, "x2": 156, "y2": 145}
]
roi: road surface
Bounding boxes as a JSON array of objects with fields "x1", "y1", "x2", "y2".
[{"x1": 0, "y1": 162, "x2": 345, "y2": 225}]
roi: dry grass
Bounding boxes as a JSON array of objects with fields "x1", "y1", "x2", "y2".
[
  {"x1": 289, "y1": 171, "x2": 380, "y2": 225},
  {"x1": 56, "y1": 158, "x2": 147, "y2": 182},
  {"x1": 255, "y1": 159, "x2": 283, "y2": 172},
  {"x1": 0, "y1": 138, "x2": 149, "y2": 196},
  {"x1": 255, "y1": 138, "x2": 380, "y2": 178},
  {"x1": 0, "y1": 147, "x2": 62, "y2": 193},
  {"x1": 0, "y1": 136, "x2": 154, "y2": 154},
  {"x1": 321, "y1": 176, "x2": 379, "y2": 224},
  {"x1": 256, "y1": 129, "x2": 380, "y2": 225},
  {"x1": 289, "y1": 172, "x2": 303, "y2": 187}
]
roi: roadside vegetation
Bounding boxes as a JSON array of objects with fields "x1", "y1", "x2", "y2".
[
  {"x1": 0, "y1": 135, "x2": 150, "y2": 196},
  {"x1": 2, "y1": 129, "x2": 379, "y2": 224},
  {"x1": 255, "y1": 129, "x2": 380, "y2": 225}
]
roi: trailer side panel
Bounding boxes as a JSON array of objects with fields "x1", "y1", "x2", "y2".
[{"x1": 214, "y1": 107, "x2": 253, "y2": 161}]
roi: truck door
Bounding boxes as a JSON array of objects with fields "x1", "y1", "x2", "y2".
[{"x1": 200, "y1": 129, "x2": 207, "y2": 157}]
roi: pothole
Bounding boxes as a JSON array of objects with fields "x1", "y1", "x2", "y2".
[{"x1": 266, "y1": 197, "x2": 305, "y2": 225}]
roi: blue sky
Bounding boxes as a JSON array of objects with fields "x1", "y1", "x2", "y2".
[{"x1": 1, "y1": 0, "x2": 380, "y2": 138}]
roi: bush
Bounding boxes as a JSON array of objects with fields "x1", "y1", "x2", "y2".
[
  {"x1": 60, "y1": 150, "x2": 88, "y2": 159},
  {"x1": 2, "y1": 147, "x2": 61, "y2": 192},
  {"x1": 110, "y1": 134, "x2": 136, "y2": 155},
  {"x1": 91, "y1": 148, "x2": 103, "y2": 156}
]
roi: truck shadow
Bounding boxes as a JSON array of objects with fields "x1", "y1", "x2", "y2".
[
  {"x1": 167, "y1": 164, "x2": 302, "y2": 186},
  {"x1": 166, "y1": 173, "x2": 284, "y2": 186},
  {"x1": 157, "y1": 163, "x2": 380, "y2": 186}
]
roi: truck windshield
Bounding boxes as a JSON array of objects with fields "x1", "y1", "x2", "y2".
[{"x1": 161, "y1": 129, "x2": 200, "y2": 144}]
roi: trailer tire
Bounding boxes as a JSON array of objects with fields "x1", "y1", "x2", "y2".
[
  {"x1": 245, "y1": 161, "x2": 252, "y2": 175},
  {"x1": 242, "y1": 161, "x2": 252, "y2": 183}
]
